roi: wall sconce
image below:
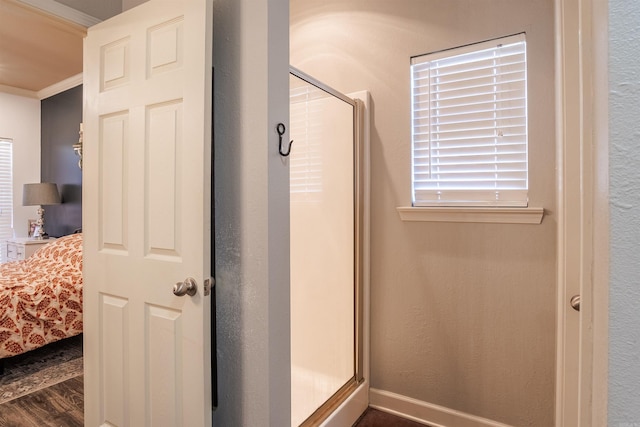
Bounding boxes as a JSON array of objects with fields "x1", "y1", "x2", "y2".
[
  {"x1": 73, "y1": 122, "x2": 83, "y2": 169},
  {"x1": 23, "y1": 183, "x2": 61, "y2": 239}
]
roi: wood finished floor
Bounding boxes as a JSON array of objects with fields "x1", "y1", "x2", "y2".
[
  {"x1": 0, "y1": 376, "x2": 83, "y2": 427},
  {"x1": 0, "y1": 378, "x2": 423, "y2": 427},
  {"x1": 353, "y1": 408, "x2": 429, "y2": 427}
]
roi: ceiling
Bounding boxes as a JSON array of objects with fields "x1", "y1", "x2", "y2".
[{"x1": 0, "y1": 0, "x2": 85, "y2": 94}]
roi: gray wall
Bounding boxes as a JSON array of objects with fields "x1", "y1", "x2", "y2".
[
  {"x1": 608, "y1": 1, "x2": 640, "y2": 424},
  {"x1": 212, "y1": 0, "x2": 291, "y2": 424},
  {"x1": 53, "y1": 0, "x2": 122, "y2": 20},
  {"x1": 41, "y1": 85, "x2": 82, "y2": 237},
  {"x1": 291, "y1": 1, "x2": 556, "y2": 425},
  {"x1": 52, "y1": 0, "x2": 148, "y2": 19}
]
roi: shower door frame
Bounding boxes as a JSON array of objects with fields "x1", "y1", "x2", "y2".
[{"x1": 289, "y1": 66, "x2": 366, "y2": 427}]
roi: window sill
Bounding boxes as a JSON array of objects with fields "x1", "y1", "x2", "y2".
[{"x1": 396, "y1": 206, "x2": 545, "y2": 224}]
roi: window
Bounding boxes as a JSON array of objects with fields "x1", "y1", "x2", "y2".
[
  {"x1": 411, "y1": 33, "x2": 528, "y2": 207},
  {"x1": 0, "y1": 138, "x2": 13, "y2": 262}
]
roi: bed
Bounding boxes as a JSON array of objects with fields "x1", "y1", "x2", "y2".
[{"x1": 0, "y1": 233, "x2": 83, "y2": 360}]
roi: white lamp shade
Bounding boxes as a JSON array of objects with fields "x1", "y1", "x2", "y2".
[{"x1": 22, "y1": 183, "x2": 61, "y2": 206}]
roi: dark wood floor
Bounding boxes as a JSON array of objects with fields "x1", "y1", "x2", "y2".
[
  {"x1": 354, "y1": 408, "x2": 429, "y2": 427},
  {"x1": 0, "y1": 378, "x2": 422, "y2": 427},
  {"x1": 0, "y1": 376, "x2": 83, "y2": 427}
]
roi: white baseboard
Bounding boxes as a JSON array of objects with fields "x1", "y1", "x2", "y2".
[{"x1": 369, "y1": 388, "x2": 513, "y2": 427}]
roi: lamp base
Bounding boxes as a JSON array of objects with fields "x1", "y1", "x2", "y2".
[{"x1": 33, "y1": 206, "x2": 47, "y2": 239}]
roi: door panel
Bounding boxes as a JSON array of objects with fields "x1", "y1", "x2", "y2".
[
  {"x1": 289, "y1": 71, "x2": 361, "y2": 426},
  {"x1": 83, "y1": 1, "x2": 212, "y2": 425},
  {"x1": 99, "y1": 112, "x2": 128, "y2": 251}
]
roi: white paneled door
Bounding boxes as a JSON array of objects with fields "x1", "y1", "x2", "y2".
[{"x1": 83, "y1": 0, "x2": 213, "y2": 425}]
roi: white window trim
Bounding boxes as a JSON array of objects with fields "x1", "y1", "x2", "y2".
[{"x1": 396, "y1": 206, "x2": 544, "y2": 224}]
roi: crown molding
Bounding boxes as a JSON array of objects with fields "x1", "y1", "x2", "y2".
[
  {"x1": 0, "y1": 73, "x2": 82, "y2": 100},
  {"x1": 16, "y1": 0, "x2": 101, "y2": 27},
  {"x1": 38, "y1": 73, "x2": 83, "y2": 99},
  {"x1": 0, "y1": 84, "x2": 38, "y2": 99}
]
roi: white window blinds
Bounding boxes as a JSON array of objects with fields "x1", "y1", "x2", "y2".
[
  {"x1": 290, "y1": 84, "x2": 324, "y2": 197},
  {"x1": 411, "y1": 33, "x2": 528, "y2": 207},
  {"x1": 0, "y1": 138, "x2": 13, "y2": 262}
]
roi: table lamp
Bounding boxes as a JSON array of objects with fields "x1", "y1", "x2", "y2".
[{"x1": 22, "y1": 183, "x2": 61, "y2": 239}]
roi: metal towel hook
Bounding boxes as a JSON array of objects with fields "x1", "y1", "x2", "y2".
[{"x1": 277, "y1": 123, "x2": 294, "y2": 157}]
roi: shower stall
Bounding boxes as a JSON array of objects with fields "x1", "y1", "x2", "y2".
[{"x1": 289, "y1": 67, "x2": 368, "y2": 426}]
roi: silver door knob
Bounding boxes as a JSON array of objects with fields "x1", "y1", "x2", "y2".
[
  {"x1": 173, "y1": 277, "x2": 197, "y2": 297},
  {"x1": 570, "y1": 295, "x2": 580, "y2": 311}
]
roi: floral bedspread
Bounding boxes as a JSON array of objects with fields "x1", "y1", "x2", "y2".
[{"x1": 0, "y1": 233, "x2": 83, "y2": 358}]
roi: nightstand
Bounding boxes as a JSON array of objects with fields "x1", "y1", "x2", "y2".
[{"x1": 6, "y1": 238, "x2": 56, "y2": 261}]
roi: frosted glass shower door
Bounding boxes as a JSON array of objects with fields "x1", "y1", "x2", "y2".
[{"x1": 290, "y1": 73, "x2": 357, "y2": 426}]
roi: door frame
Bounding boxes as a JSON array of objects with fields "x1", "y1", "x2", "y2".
[{"x1": 555, "y1": 0, "x2": 609, "y2": 425}]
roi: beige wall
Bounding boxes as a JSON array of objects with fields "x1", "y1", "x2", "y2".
[
  {"x1": 0, "y1": 92, "x2": 41, "y2": 238},
  {"x1": 291, "y1": 1, "x2": 556, "y2": 425}
]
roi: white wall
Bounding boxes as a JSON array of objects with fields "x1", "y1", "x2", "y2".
[
  {"x1": 608, "y1": 0, "x2": 640, "y2": 424},
  {"x1": 0, "y1": 93, "x2": 41, "y2": 238},
  {"x1": 212, "y1": 0, "x2": 291, "y2": 425},
  {"x1": 291, "y1": 1, "x2": 556, "y2": 425}
]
